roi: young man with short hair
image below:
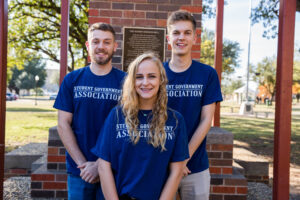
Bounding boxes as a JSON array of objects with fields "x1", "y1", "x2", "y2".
[
  {"x1": 164, "y1": 10, "x2": 223, "y2": 200},
  {"x1": 54, "y1": 23, "x2": 126, "y2": 200}
]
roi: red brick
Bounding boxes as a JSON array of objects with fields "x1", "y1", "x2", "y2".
[
  {"x1": 146, "y1": 12, "x2": 168, "y2": 19},
  {"x1": 10, "y1": 169, "x2": 27, "y2": 174},
  {"x1": 210, "y1": 159, "x2": 232, "y2": 167},
  {"x1": 225, "y1": 179, "x2": 247, "y2": 186},
  {"x1": 134, "y1": 19, "x2": 156, "y2": 27},
  {"x1": 100, "y1": 10, "x2": 122, "y2": 18},
  {"x1": 112, "y1": 2, "x2": 134, "y2": 10},
  {"x1": 213, "y1": 186, "x2": 235, "y2": 194},
  {"x1": 192, "y1": 0, "x2": 202, "y2": 5},
  {"x1": 209, "y1": 167, "x2": 221, "y2": 174},
  {"x1": 123, "y1": 11, "x2": 145, "y2": 18},
  {"x1": 32, "y1": 174, "x2": 55, "y2": 181},
  {"x1": 171, "y1": 0, "x2": 191, "y2": 3},
  {"x1": 158, "y1": 5, "x2": 180, "y2": 12},
  {"x1": 48, "y1": 147, "x2": 58, "y2": 155},
  {"x1": 89, "y1": 17, "x2": 110, "y2": 24},
  {"x1": 237, "y1": 187, "x2": 248, "y2": 194},
  {"x1": 211, "y1": 144, "x2": 233, "y2": 151},
  {"x1": 192, "y1": 52, "x2": 200, "y2": 59},
  {"x1": 148, "y1": 0, "x2": 169, "y2": 3},
  {"x1": 135, "y1": 4, "x2": 157, "y2": 11},
  {"x1": 180, "y1": 5, "x2": 202, "y2": 13},
  {"x1": 43, "y1": 182, "x2": 67, "y2": 190},
  {"x1": 206, "y1": 144, "x2": 211, "y2": 151},
  {"x1": 112, "y1": 18, "x2": 133, "y2": 26},
  {"x1": 224, "y1": 196, "x2": 247, "y2": 200},
  {"x1": 89, "y1": 2, "x2": 111, "y2": 9},
  {"x1": 157, "y1": 19, "x2": 167, "y2": 27},
  {"x1": 192, "y1": 45, "x2": 201, "y2": 51},
  {"x1": 222, "y1": 167, "x2": 233, "y2": 174},
  {"x1": 48, "y1": 155, "x2": 66, "y2": 163},
  {"x1": 56, "y1": 174, "x2": 68, "y2": 182},
  {"x1": 88, "y1": 9, "x2": 99, "y2": 16}
]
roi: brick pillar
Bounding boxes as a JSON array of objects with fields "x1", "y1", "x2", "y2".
[
  {"x1": 88, "y1": 0, "x2": 203, "y2": 69},
  {"x1": 207, "y1": 127, "x2": 248, "y2": 200},
  {"x1": 31, "y1": 127, "x2": 68, "y2": 199}
]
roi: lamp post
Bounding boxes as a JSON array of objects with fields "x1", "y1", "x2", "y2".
[{"x1": 35, "y1": 75, "x2": 39, "y2": 106}]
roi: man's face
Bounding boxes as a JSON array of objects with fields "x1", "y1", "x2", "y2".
[
  {"x1": 167, "y1": 21, "x2": 197, "y2": 56},
  {"x1": 86, "y1": 30, "x2": 117, "y2": 66}
]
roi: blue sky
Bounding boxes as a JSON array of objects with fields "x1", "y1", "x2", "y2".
[{"x1": 202, "y1": 0, "x2": 300, "y2": 78}]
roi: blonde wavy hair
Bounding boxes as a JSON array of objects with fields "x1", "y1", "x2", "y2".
[{"x1": 121, "y1": 52, "x2": 168, "y2": 151}]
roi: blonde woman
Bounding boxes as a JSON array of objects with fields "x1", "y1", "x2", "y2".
[{"x1": 92, "y1": 52, "x2": 189, "y2": 200}]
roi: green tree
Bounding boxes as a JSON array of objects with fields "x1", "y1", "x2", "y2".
[
  {"x1": 251, "y1": 0, "x2": 300, "y2": 39},
  {"x1": 252, "y1": 56, "x2": 276, "y2": 102},
  {"x1": 200, "y1": 29, "x2": 242, "y2": 77},
  {"x1": 222, "y1": 79, "x2": 244, "y2": 99},
  {"x1": 11, "y1": 57, "x2": 47, "y2": 93},
  {"x1": 8, "y1": 66, "x2": 22, "y2": 94},
  {"x1": 8, "y1": 0, "x2": 89, "y2": 72}
]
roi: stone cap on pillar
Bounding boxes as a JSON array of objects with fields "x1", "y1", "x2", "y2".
[{"x1": 207, "y1": 127, "x2": 233, "y2": 145}]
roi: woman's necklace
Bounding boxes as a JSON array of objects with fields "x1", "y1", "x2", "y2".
[{"x1": 140, "y1": 110, "x2": 148, "y2": 117}]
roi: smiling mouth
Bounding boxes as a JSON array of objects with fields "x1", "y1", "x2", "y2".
[
  {"x1": 176, "y1": 43, "x2": 187, "y2": 48},
  {"x1": 141, "y1": 88, "x2": 153, "y2": 92}
]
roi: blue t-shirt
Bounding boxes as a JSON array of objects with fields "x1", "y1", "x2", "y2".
[
  {"x1": 53, "y1": 66, "x2": 126, "y2": 176},
  {"x1": 92, "y1": 107, "x2": 189, "y2": 200},
  {"x1": 164, "y1": 60, "x2": 223, "y2": 174}
]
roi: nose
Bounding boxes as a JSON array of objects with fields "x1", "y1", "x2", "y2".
[
  {"x1": 98, "y1": 41, "x2": 105, "y2": 49},
  {"x1": 142, "y1": 77, "x2": 149, "y2": 85},
  {"x1": 178, "y1": 33, "x2": 185, "y2": 40}
]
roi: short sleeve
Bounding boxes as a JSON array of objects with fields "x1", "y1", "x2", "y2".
[
  {"x1": 170, "y1": 113, "x2": 189, "y2": 162},
  {"x1": 202, "y1": 69, "x2": 223, "y2": 106},
  {"x1": 53, "y1": 74, "x2": 74, "y2": 113},
  {"x1": 91, "y1": 108, "x2": 116, "y2": 162}
]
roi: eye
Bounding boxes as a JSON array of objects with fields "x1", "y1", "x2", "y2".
[
  {"x1": 172, "y1": 31, "x2": 180, "y2": 35},
  {"x1": 149, "y1": 75, "x2": 156, "y2": 78},
  {"x1": 136, "y1": 75, "x2": 143, "y2": 79},
  {"x1": 185, "y1": 31, "x2": 192, "y2": 35}
]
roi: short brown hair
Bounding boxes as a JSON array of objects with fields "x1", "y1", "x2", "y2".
[
  {"x1": 167, "y1": 10, "x2": 197, "y2": 32},
  {"x1": 88, "y1": 23, "x2": 116, "y2": 40}
]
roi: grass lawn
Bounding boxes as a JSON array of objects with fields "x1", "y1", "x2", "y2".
[
  {"x1": 5, "y1": 99, "x2": 57, "y2": 152},
  {"x1": 221, "y1": 102, "x2": 300, "y2": 166}
]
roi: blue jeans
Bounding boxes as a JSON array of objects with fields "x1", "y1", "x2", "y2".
[{"x1": 68, "y1": 174, "x2": 104, "y2": 200}]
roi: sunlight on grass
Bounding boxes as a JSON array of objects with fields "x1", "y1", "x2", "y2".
[{"x1": 5, "y1": 99, "x2": 57, "y2": 152}]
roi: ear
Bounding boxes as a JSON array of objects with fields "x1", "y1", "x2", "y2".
[
  {"x1": 113, "y1": 41, "x2": 118, "y2": 52},
  {"x1": 166, "y1": 35, "x2": 171, "y2": 45},
  {"x1": 193, "y1": 32, "x2": 197, "y2": 45},
  {"x1": 85, "y1": 41, "x2": 89, "y2": 51}
]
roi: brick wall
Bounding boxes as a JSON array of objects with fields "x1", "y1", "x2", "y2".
[{"x1": 88, "y1": 0, "x2": 203, "y2": 70}]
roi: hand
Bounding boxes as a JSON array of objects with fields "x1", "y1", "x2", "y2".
[
  {"x1": 182, "y1": 159, "x2": 191, "y2": 177},
  {"x1": 183, "y1": 166, "x2": 191, "y2": 177},
  {"x1": 78, "y1": 161, "x2": 99, "y2": 183}
]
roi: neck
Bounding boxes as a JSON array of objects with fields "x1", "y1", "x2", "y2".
[
  {"x1": 90, "y1": 61, "x2": 112, "y2": 76},
  {"x1": 139, "y1": 99, "x2": 155, "y2": 110},
  {"x1": 169, "y1": 53, "x2": 192, "y2": 72}
]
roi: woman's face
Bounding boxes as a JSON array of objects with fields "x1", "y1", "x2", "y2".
[{"x1": 135, "y1": 59, "x2": 160, "y2": 106}]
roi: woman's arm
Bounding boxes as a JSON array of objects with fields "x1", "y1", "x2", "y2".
[
  {"x1": 98, "y1": 158, "x2": 119, "y2": 200},
  {"x1": 159, "y1": 160, "x2": 185, "y2": 200}
]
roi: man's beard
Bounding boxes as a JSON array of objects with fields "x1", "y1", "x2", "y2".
[{"x1": 92, "y1": 49, "x2": 114, "y2": 65}]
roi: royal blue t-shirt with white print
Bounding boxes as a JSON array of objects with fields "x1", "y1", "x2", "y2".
[
  {"x1": 53, "y1": 66, "x2": 126, "y2": 176},
  {"x1": 91, "y1": 106, "x2": 189, "y2": 200},
  {"x1": 164, "y1": 60, "x2": 223, "y2": 174}
]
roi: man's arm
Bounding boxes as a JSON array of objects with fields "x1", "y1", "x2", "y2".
[
  {"x1": 57, "y1": 110, "x2": 98, "y2": 183},
  {"x1": 188, "y1": 102, "x2": 216, "y2": 158}
]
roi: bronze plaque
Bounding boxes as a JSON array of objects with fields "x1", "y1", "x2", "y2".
[{"x1": 122, "y1": 27, "x2": 166, "y2": 71}]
